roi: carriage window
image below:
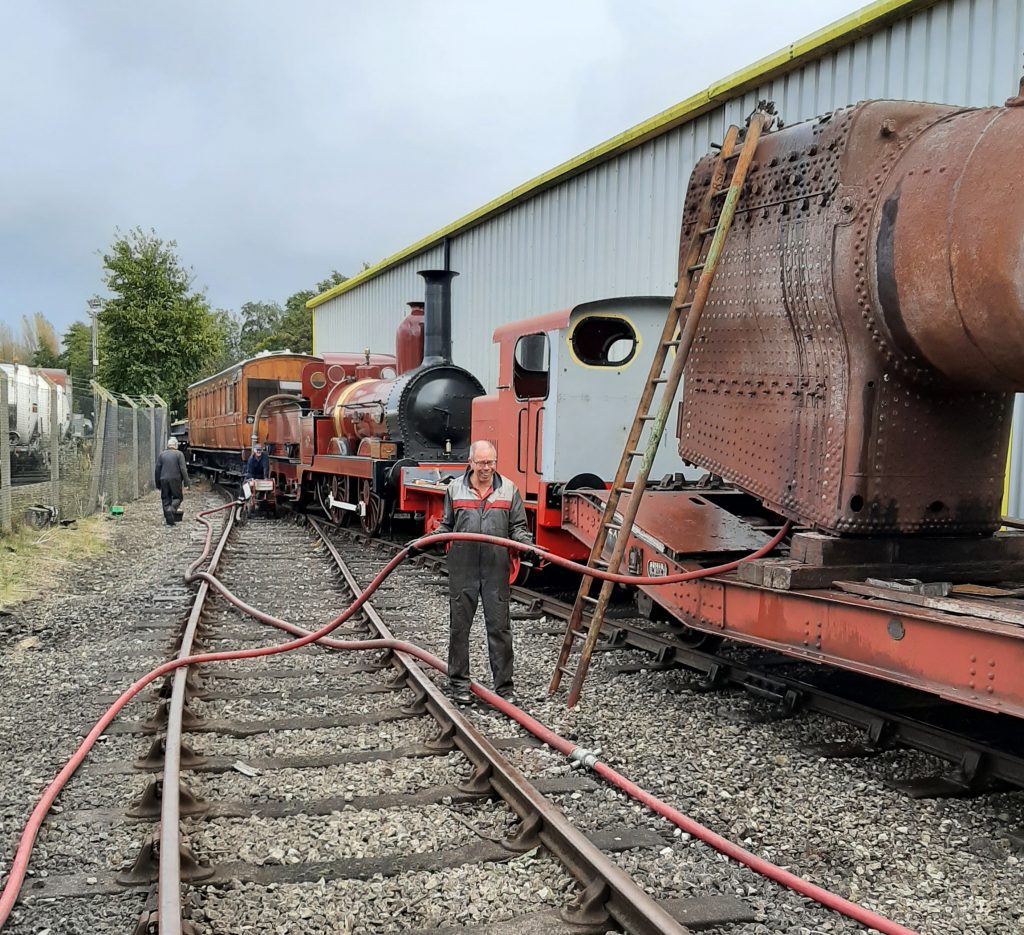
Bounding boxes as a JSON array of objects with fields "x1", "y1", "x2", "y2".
[
  {"x1": 513, "y1": 333, "x2": 550, "y2": 400},
  {"x1": 247, "y1": 379, "x2": 281, "y2": 412},
  {"x1": 570, "y1": 316, "x2": 638, "y2": 367},
  {"x1": 226, "y1": 382, "x2": 234, "y2": 413}
]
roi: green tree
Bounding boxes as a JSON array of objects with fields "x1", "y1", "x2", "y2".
[
  {"x1": 30, "y1": 343, "x2": 61, "y2": 368},
  {"x1": 59, "y1": 321, "x2": 94, "y2": 385},
  {"x1": 202, "y1": 309, "x2": 242, "y2": 375},
  {"x1": 239, "y1": 301, "x2": 283, "y2": 357},
  {"x1": 96, "y1": 227, "x2": 222, "y2": 415},
  {"x1": 254, "y1": 270, "x2": 347, "y2": 355}
]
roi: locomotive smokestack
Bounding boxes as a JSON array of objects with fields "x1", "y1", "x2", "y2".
[{"x1": 418, "y1": 269, "x2": 458, "y2": 366}]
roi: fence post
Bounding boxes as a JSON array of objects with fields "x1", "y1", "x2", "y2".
[
  {"x1": 89, "y1": 381, "x2": 113, "y2": 511},
  {"x1": 1, "y1": 376, "x2": 10, "y2": 534},
  {"x1": 121, "y1": 394, "x2": 140, "y2": 500},
  {"x1": 140, "y1": 395, "x2": 156, "y2": 495},
  {"x1": 40, "y1": 373, "x2": 61, "y2": 517}
]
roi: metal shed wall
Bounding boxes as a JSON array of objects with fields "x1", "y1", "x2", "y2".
[{"x1": 313, "y1": 0, "x2": 1024, "y2": 506}]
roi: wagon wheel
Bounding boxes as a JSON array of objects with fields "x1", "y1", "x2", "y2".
[
  {"x1": 509, "y1": 553, "x2": 531, "y2": 586},
  {"x1": 359, "y1": 479, "x2": 385, "y2": 536}
]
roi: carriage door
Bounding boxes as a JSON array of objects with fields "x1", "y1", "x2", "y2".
[{"x1": 512, "y1": 333, "x2": 550, "y2": 498}]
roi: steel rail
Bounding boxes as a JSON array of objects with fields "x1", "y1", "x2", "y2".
[
  {"x1": 308, "y1": 518, "x2": 690, "y2": 935},
  {"x1": 156, "y1": 501, "x2": 236, "y2": 935},
  {"x1": 336, "y1": 527, "x2": 1024, "y2": 792}
]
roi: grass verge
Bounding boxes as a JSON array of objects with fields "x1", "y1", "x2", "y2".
[{"x1": 0, "y1": 516, "x2": 111, "y2": 610}]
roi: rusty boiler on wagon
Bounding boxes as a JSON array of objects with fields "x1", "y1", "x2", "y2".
[
  {"x1": 677, "y1": 94, "x2": 1024, "y2": 536},
  {"x1": 562, "y1": 91, "x2": 1024, "y2": 720}
]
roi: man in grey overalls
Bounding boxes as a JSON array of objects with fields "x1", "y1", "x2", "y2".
[
  {"x1": 155, "y1": 437, "x2": 190, "y2": 526},
  {"x1": 435, "y1": 440, "x2": 532, "y2": 705}
]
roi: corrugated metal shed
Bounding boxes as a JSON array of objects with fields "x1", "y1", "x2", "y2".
[{"x1": 312, "y1": 0, "x2": 1024, "y2": 507}]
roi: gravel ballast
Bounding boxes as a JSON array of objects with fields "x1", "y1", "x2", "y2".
[{"x1": 4, "y1": 499, "x2": 1021, "y2": 935}]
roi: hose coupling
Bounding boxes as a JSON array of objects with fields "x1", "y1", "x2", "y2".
[{"x1": 568, "y1": 746, "x2": 602, "y2": 770}]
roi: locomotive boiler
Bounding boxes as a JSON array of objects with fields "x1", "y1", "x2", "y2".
[
  {"x1": 562, "y1": 90, "x2": 1024, "y2": 721},
  {"x1": 677, "y1": 93, "x2": 1024, "y2": 537},
  {"x1": 294, "y1": 269, "x2": 484, "y2": 533},
  {"x1": 325, "y1": 271, "x2": 484, "y2": 462}
]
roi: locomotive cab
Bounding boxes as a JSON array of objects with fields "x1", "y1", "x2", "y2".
[{"x1": 472, "y1": 296, "x2": 695, "y2": 559}]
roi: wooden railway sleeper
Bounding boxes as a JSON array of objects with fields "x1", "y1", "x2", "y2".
[
  {"x1": 117, "y1": 829, "x2": 213, "y2": 885},
  {"x1": 134, "y1": 735, "x2": 207, "y2": 771},
  {"x1": 132, "y1": 909, "x2": 199, "y2": 935},
  {"x1": 500, "y1": 810, "x2": 544, "y2": 853},
  {"x1": 144, "y1": 699, "x2": 206, "y2": 732},
  {"x1": 561, "y1": 878, "x2": 614, "y2": 930},
  {"x1": 424, "y1": 721, "x2": 457, "y2": 753},
  {"x1": 127, "y1": 778, "x2": 208, "y2": 819},
  {"x1": 457, "y1": 761, "x2": 495, "y2": 796}
]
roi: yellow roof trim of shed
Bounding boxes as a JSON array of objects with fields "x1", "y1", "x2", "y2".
[{"x1": 309, "y1": 0, "x2": 934, "y2": 310}]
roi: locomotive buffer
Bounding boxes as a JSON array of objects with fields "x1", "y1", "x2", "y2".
[{"x1": 549, "y1": 106, "x2": 776, "y2": 708}]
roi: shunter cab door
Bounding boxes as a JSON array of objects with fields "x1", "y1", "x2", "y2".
[{"x1": 511, "y1": 333, "x2": 549, "y2": 499}]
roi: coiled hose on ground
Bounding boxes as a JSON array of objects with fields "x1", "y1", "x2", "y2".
[{"x1": 0, "y1": 503, "x2": 920, "y2": 935}]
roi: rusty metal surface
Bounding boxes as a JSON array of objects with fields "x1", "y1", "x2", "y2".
[
  {"x1": 677, "y1": 99, "x2": 1024, "y2": 536},
  {"x1": 579, "y1": 488, "x2": 769, "y2": 561},
  {"x1": 561, "y1": 491, "x2": 1024, "y2": 719}
]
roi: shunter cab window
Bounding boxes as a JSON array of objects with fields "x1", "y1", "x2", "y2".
[
  {"x1": 570, "y1": 316, "x2": 638, "y2": 367},
  {"x1": 513, "y1": 333, "x2": 550, "y2": 400}
]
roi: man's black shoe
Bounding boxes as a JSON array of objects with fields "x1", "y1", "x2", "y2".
[{"x1": 451, "y1": 689, "x2": 473, "y2": 706}]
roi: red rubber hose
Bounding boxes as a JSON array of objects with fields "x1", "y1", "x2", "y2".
[
  {"x1": 407, "y1": 524, "x2": 790, "y2": 586},
  {"x1": 0, "y1": 509, "x2": 920, "y2": 935}
]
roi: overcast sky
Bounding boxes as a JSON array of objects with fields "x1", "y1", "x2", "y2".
[{"x1": 1, "y1": 0, "x2": 864, "y2": 340}]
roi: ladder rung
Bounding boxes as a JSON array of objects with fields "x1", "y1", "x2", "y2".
[
  {"x1": 604, "y1": 521, "x2": 622, "y2": 530},
  {"x1": 687, "y1": 262, "x2": 705, "y2": 274},
  {"x1": 699, "y1": 225, "x2": 719, "y2": 236},
  {"x1": 711, "y1": 187, "x2": 730, "y2": 198},
  {"x1": 639, "y1": 415, "x2": 657, "y2": 421},
  {"x1": 663, "y1": 339, "x2": 681, "y2": 347},
  {"x1": 627, "y1": 450, "x2": 644, "y2": 457},
  {"x1": 613, "y1": 486, "x2": 631, "y2": 493},
  {"x1": 558, "y1": 665, "x2": 576, "y2": 676},
  {"x1": 570, "y1": 628, "x2": 589, "y2": 638},
  {"x1": 581, "y1": 595, "x2": 599, "y2": 605}
]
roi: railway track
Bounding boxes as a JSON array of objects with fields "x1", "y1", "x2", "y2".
[
  {"x1": 331, "y1": 523, "x2": 1024, "y2": 802},
  {"x1": 3, "y1": 504, "x2": 756, "y2": 933}
]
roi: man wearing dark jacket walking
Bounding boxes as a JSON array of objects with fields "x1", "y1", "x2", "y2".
[
  {"x1": 434, "y1": 440, "x2": 532, "y2": 705},
  {"x1": 155, "y1": 437, "x2": 190, "y2": 526}
]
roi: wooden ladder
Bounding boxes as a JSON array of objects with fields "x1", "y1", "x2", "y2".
[{"x1": 548, "y1": 109, "x2": 773, "y2": 707}]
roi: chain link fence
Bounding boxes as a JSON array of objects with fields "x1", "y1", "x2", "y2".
[{"x1": 0, "y1": 369, "x2": 168, "y2": 534}]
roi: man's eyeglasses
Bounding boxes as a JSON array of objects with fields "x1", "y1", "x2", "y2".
[{"x1": 472, "y1": 459, "x2": 496, "y2": 467}]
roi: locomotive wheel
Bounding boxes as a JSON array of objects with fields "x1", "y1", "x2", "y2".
[
  {"x1": 332, "y1": 477, "x2": 353, "y2": 527},
  {"x1": 359, "y1": 479, "x2": 384, "y2": 536}
]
